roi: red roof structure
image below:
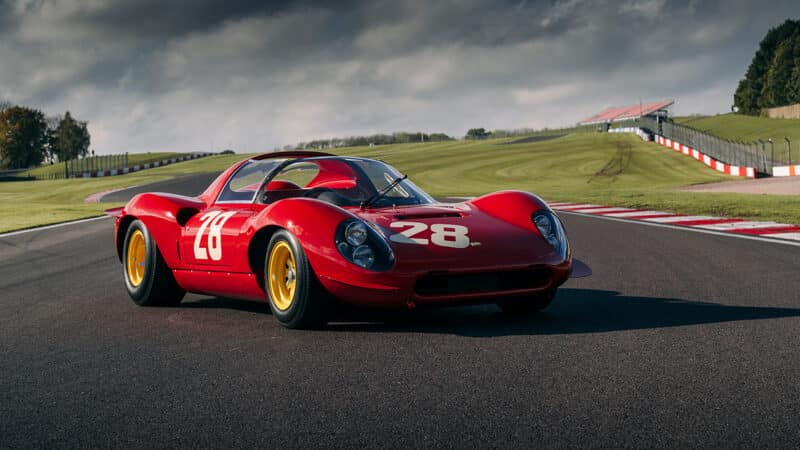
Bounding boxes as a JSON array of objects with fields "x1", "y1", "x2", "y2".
[{"x1": 579, "y1": 100, "x2": 674, "y2": 125}]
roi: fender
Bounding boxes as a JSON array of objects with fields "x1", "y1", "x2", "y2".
[
  {"x1": 250, "y1": 198, "x2": 364, "y2": 280},
  {"x1": 117, "y1": 193, "x2": 205, "y2": 267},
  {"x1": 468, "y1": 190, "x2": 549, "y2": 236}
]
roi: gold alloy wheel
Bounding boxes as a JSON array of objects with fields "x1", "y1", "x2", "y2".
[
  {"x1": 126, "y1": 229, "x2": 146, "y2": 287},
  {"x1": 268, "y1": 241, "x2": 297, "y2": 311}
]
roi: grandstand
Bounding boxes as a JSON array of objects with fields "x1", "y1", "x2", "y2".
[{"x1": 579, "y1": 100, "x2": 674, "y2": 125}]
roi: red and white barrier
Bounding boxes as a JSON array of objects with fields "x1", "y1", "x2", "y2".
[
  {"x1": 773, "y1": 165, "x2": 800, "y2": 177},
  {"x1": 654, "y1": 135, "x2": 756, "y2": 178},
  {"x1": 75, "y1": 153, "x2": 213, "y2": 178}
]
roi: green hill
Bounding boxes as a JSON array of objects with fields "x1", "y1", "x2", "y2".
[{"x1": 674, "y1": 113, "x2": 800, "y2": 146}]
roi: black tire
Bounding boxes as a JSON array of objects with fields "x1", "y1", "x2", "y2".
[
  {"x1": 122, "y1": 220, "x2": 185, "y2": 307},
  {"x1": 264, "y1": 229, "x2": 329, "y2": 329},
  {"x1": 496, "y1": 288, "x2": 556, "y2": 314}
]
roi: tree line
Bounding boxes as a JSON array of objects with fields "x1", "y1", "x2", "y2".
[
  {"x1": 734, "y1": 19, "x2": 800, "y2": 115},
  {"x1": 291, "y1": 131, "x2": 453, "y2": 150},
  {"x1": 0, "y1": 102, "x2": 90, "y2": 170}
]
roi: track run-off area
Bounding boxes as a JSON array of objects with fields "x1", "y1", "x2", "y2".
[{"x1": 2, "y1": 175, "x2": 800, "y2": 448}]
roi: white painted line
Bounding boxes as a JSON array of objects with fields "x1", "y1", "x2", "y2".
[
  {"x1": 552, "y1": 204, "x2": 600, "y2": 210},
  {"x1": 644, "y1": 215, "x2": 716, "y2": 223},
  {"x1": 0, "y1": 216, "x2": 109, "y2": 238},
  {"x1": 569, "y1": 207, "x2": 635, "y2": 214},
  {"x1": 695, "y1": 221, "x2": 788, "y2": 231},
  {"x1": 761, "y1": 232, "x2": 800, "y2": 241},
  {"x1": 558, "y1": 210, "x2": 800, "y2": 248},
  {"x1": 602, "y1": 210, "x2": 671, "y2": 218}
]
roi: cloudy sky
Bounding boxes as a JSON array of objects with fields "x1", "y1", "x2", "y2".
[{"x1": 0, "y1": 0, "x2": 797, "y2": 154}]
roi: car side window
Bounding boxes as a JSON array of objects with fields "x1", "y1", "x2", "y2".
[{"x1": 217, "y1": 160, "x2": 281, "y2": 203}]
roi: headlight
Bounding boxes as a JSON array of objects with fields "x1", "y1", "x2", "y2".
[
  {"x1": 352, "y1": 245, "x2": 375, "y2": 268},
  {"x1": 532, "y1": 211, "x2": 569, "y2": 260},
  {"x1": 335, "y1": 219, "x2": 394, "y2": 271},
  {"x1": 345, "y1": 221, "x2": 368, "y2": 246}
]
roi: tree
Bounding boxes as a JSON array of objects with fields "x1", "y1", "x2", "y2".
[
  {"x1": 50, "y1": 111, "x2": 91, "y2": 161},
  {"x1": 465, "y1": 128, "x2": 490, "y2": 139},
  {"x1": 0, "y1": 106, "x2": 48, "y2": 169},
  {"x1": 734, "y1": 19, "x2": 800, "y2": 114}
]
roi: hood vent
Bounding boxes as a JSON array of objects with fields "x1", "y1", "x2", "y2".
[{"x1": 394, "y1": 212, "x2": 462, "y2": 220}]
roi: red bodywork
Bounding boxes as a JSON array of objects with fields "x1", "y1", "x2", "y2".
[{"x1": 111, "y1": 151, "x2": 582, "y2": 308}]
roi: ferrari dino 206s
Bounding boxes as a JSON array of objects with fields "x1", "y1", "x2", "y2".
[{"x1": 108, "y1": 151, "x2": 590, "y2": 328}]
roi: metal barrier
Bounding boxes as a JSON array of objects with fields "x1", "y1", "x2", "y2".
[
  {"x1": 64, "y1": 154, "x2": 129, "y2": 178},
  {"x1": 635, "y1": 117, "x2": 774, "y2": 175}
]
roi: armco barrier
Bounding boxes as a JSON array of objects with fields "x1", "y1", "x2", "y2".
[
  {"x1": 654, "y1": 135, "x2": 756, "y2": 178},
  {"x1": 75, "y1": 153, "x2": 213, "y2": 178}
]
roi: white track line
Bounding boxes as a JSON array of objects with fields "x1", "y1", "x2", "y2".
[
  {"x1": 0, "y1": 216, "x2": 108, "y2": 238},
  {"x1": 762, "y1": 232, "x2": 800, "y2": 240},
  {"x1": 695, "y1": 221, "x2": 790, "y2": 230},
  {"x1": 602, "y1": 210, "x2": 671, "y2": 218},
  {"x1": 569, "y1": 207, "x2": 636, "y2": 214},
  {"x1": 643, "y1": 215, "x2": 716, "y2": 223}
]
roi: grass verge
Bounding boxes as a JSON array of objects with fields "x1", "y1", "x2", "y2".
[{"x1": 2, "y1": 134, "x2": 799, "y2": 233}]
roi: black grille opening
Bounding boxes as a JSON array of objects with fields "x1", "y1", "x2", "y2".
[{"x1": 414, "y1": 268, "x2": 551, "y2": 296}]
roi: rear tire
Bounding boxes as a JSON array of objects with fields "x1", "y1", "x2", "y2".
[
  {"x1": 122, "y1": 220, "x2": 185, "y2": 306},
  {"x1": 497, "y1": 288, "x2": 556, "y2": 314},
  {"x1": 264, "y1": 229, "x2": 329, "y2": 329}
]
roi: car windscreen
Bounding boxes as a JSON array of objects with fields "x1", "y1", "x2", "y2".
[{"x1": 257, "y1": 158, "x2": 434, "y2": 207}]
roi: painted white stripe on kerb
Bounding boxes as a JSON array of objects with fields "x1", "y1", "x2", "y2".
[
  {"x1": 552, "y1": 204, "x2": 600, "y2": 210},
  {"x1": 644, "y1": 215, "x2": 717, "y2": 223},
  {"x1": 696, "y1": 221, "x2": 789, "y2": 230},
  {"x1": 571, "y1": 207, "x2": 636, "y2": 214},
  {"x1": 602, "y1": 210, "x2": 672, "y2": 218},
  {"x1": 761, "y1": 232, "x2": 800, "y2": 241}
]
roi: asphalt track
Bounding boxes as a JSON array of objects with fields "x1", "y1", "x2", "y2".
[{"x1": 2, "y1": 175, "x2": 800, "y2": 448}]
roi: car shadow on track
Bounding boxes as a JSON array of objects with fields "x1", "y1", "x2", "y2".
[{"x1": 182, "y1": 289, "x2": 800, "y2": 337}]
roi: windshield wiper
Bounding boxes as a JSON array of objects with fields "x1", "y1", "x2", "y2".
[{"x1": 360, "y1": 174, "x2": 408, "y2": 209}]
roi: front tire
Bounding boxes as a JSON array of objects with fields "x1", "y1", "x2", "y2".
[
  {"x1": 264, "y1": 229, "x2": 329, "y2": 329},
  {"x1": 122, "y1": 220, "x2": 185, "y2": 306},
  {"x1": 497, "y1": 288, "x2": 556, "y2": 314}
]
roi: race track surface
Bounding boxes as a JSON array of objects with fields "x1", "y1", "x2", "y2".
[{"x1": 3, "y1": 175, "x2": 800, "y2": 448}]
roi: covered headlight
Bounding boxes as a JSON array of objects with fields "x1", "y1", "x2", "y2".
[
  {"x1": 532, "y1": 210, "x2": 569, "y2": 260},
  {"x1": 345, "y1": 221, "x2": 368, "y2": 246},
  {"x1": 335, "y1": 219, "x2": 394, "y2": 271}
]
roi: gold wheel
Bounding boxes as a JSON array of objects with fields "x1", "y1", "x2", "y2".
[
  {"x1": 126, "y1": 229, "x2": 146, "y2": 287},
  {"x1": 268, "y1": 240, "x2": 297, "y2": 311}
]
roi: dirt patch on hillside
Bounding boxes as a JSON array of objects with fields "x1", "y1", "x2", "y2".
[{"x1": 681, "y1": 176, "x2": 800, "y2": 195}]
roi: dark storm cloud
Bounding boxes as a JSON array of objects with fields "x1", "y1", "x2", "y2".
[{"x1": 0, "y1": 0, "x2": 797, "y2": 153}]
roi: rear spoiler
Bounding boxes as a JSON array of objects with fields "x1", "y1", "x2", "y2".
[
  {"x1": 570, "y1": 258, "x2": 592, "y2": 278},
  {"x1": 104, "y1": 207, "x2": 123, "y2": 218}
]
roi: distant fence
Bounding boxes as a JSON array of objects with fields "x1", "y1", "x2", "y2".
[
  {"x1": 765, "y1": 103, "x2": 800, "y2": 119},
  {"x1": 635, "y1": 117, "x2": 777, "y2": 175},
  {"x1": 64, "y1": 154, "x2": 130, "y2": 179},
  {"x1": 41, "y1": 152, "x2": 214, "y2": 179}
]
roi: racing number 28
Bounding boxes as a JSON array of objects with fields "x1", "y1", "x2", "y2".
[
  {"x1": 389, "y1": 221, "x2": 470, "y2": 249},
  {"x1": 193, "y1": 211, "x2": 236, "y2": 260}
]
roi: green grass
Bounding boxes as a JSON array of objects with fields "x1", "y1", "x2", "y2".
[
  {"x1": 0, "y1": 153, "x2": 254, "y2": 232},
  {"x1": 675, "y1": 113, "x2": 800, "y2": 145},
  {"x1": 2, "y1": 134, "x2": 800, "y2": 233},
  {"x1": 24, "y1": 152, "x2": 190, "y2": 179}
]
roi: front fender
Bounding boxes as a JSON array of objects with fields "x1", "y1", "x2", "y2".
[
  {"x1": 468, "y1": 190, "x2": 550, "y2": 236},
  {"x1": 251, "y1": 198, "x2": 365, "y2": 280}
]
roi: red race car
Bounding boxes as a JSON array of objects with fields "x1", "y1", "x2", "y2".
[{"x1": 108, "y1": 151, "x2": 590, "y2": 328}]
